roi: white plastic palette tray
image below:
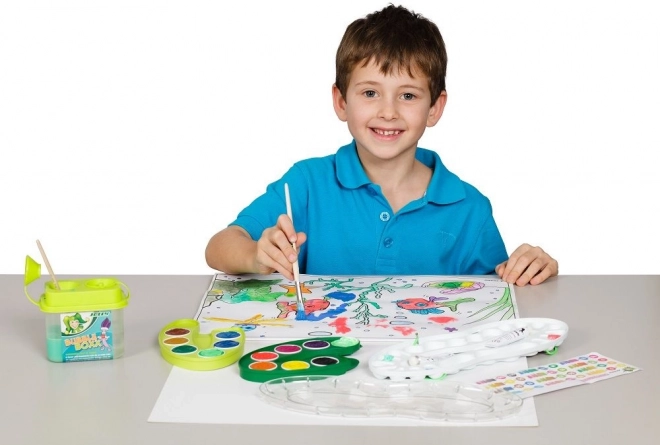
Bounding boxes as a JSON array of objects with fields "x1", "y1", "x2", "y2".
[
  {"x1": 259, "y1": 376, "x2": 524, "y2": 422},
  {"x1": 369, "y1": 318, "x2": 569, "y2": 380}
]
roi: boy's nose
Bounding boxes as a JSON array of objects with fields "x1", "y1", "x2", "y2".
[{"x1": 377, "y1": 99, "x2": 399, "y2": 120}]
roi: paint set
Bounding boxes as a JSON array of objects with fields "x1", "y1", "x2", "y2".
[
  {"x1": 154, "y1": 317, "x2": 574, "y2": 423},
  {"x1": 158, "y1": 319, "x2": 246, "y2": 371},
  {"x1": 158, "y1": 318, "x2": 362, "y2": 379},
  {"x1": 157, "y1": 317, "x2": 568, "y2": 385},
  {"x1": 238, "y1": 336, "x2": 361, "y2": 382}
]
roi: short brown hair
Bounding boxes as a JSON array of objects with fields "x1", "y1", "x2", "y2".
[{"x1": 335, "y1": 4, "x2": 448, "y2": 105}]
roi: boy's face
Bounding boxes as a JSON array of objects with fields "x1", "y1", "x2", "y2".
[{"x1": 333, "y1": 59, "x2": 446, "y2": 164}]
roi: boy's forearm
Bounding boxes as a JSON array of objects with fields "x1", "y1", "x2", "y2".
[{"x1": 205, "y1": 227, "x2": 258, "y2": 274}]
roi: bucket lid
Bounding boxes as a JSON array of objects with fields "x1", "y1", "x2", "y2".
[
  {"x1": 39, "y1": 278, "x2": 130, "y2": 313},
  {"x1": 24, "y1": 256, "x2": 130, "y2": 312}
]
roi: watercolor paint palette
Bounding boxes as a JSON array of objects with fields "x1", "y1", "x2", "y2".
[
  {"x1": 259, "y1": 375, "x2": 523, "y2": 422},
  {"x1": 239, "y1": 336, "x2": 361, "y2": 383},
  {"x1": 369, "y1": 318, "x2": 568, "y2": 380},
  {"x1": 159, "y1": 319, "x2": 245, "y2": 371}
]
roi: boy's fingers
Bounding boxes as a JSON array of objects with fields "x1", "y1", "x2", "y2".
[
  {"x1": 501, "y1": 244, "x2": 557, "y2": 286},
  {"x1": 515, "y1": 258, "x2": 544, "y2": 286},
  {"x1": 502, "y1": 256, "x2": 524, "y2": 283},
  {"x1": 500, "y1": 257, "x2": 513, "y2": 279},
  {"x1": 529, "y1": 266, "x2": 554, "y2": 285},
  {"x1": 264, "y1": 224, "x2": 295, "y2": 262},
  {"x1": 256, "y1": 227, "x2": 296, "y2": 279},
  {"x1": 296, "y1": 232, "x2": 307, "y2": 247},
  {"x1": 505, "y1": 256, "x2": 537, "y2": 284},
  {"x1": 501, "y1": 248, "x2": 525, "y2": 279},
  {"x1": 497, "y1": 262, "x2": 511, "y2": 280},
  {"x1": 272, "y1": 230, "x2": 298, "y2": 264},
  {"x1": 256, "y1": 243, "x2": 288, "y2": 275},
  {"x1": 530, "y1": 259, "x2": 559, "y2": 285},
  {"x1": 502, "y1": 244, "x2": 540, "y2": 283},
  {"x1": 277, "y1": 214, "x2": 297, "y2": 244}
]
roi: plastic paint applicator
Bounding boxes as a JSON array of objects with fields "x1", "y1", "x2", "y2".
[{"x1": 284, "y1": 183, "x2": 306, "y2": 321}]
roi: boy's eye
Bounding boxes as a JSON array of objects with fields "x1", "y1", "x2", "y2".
[
  {"x1": 402, "y1": 93, "x2": 416, "y2": 100},
  {"x1": 364, "y1": 90, "x2": 377, "y2": 98}
]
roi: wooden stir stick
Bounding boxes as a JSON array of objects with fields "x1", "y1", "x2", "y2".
[{"x1": 36, "y1": 239, "x2": 60, "y2": 290}]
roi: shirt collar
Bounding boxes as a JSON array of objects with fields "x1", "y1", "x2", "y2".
[{"x1": 336, "y1": 140, "x2": 465, "y2": 204}]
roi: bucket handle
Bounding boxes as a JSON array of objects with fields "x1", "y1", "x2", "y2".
[
  {"x1": 118, "y1": 281, "x2": 131, "y2": 302},
  {"x1": 24, "y1": 286, "x2": 40, "y2": 307}
]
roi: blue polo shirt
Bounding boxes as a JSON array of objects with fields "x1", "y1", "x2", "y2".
[{"x1": 230, "y1": 141, "x2": 507, "y2": 275}]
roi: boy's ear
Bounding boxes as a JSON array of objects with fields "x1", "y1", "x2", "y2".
[
  {"x1": 427, "y1": 91, "x2": 448, "y2": 127},
  {"x1": 332, "y1": 84, "x2": 348, "y2": 122}
]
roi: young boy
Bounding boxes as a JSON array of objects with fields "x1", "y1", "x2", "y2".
[{"x1": 205, "y1": 5, "x2": 558, "y2": 287}]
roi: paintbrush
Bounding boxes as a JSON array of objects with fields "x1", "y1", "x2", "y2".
[{"x1": 284, "y1": 182, "x2": 306, "y2": 321}]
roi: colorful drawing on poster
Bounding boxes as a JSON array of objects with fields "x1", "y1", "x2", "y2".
[{"x1": 193, "y1": 274, "x2": 518, "y2": 340}]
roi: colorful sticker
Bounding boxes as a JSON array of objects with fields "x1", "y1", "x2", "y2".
[{"x1": 474, "y1": 352, "x2": 641, "y2": 399}]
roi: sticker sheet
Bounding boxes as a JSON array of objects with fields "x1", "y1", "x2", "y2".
[{"x1": 474, "y1": 352, "x2": 641, "y2": 398}]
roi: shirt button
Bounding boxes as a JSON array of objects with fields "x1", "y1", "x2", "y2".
[
  {"x1": 379, "y1": 211, "x2": 390, "y2": 222},
  {"x1": 383, "y1": 237, "x2": 393, "y2": 248}
]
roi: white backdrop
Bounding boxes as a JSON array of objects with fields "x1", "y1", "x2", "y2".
[{"x1": 1, "y1": 0, "x2": 659, "y2": 275}]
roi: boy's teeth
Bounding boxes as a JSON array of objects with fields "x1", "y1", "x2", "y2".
[{"x1": 375, "y1": 129, "x2": 401, "y2": 135}]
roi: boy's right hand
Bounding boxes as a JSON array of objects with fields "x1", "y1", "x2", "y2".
[{"x1": 254, "y1": 214, "x2": 307, "y2": 280}]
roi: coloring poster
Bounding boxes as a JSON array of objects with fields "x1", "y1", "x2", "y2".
[{"x1": 193, "y1": 274, "x2": 518, "y2": 341}]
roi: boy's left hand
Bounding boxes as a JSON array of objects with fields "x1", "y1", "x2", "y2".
[{"x1": 496, "y1": 243, "x2": 558, "y2": 286}]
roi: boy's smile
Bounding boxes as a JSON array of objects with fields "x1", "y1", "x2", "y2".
[{"x1": 333, "y1": 59, "x2": 446, "y2": 166}]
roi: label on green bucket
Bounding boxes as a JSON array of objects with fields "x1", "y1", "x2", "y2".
[{"x1": 57, "y1": 311, "x2": 115, "y2": 362}]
